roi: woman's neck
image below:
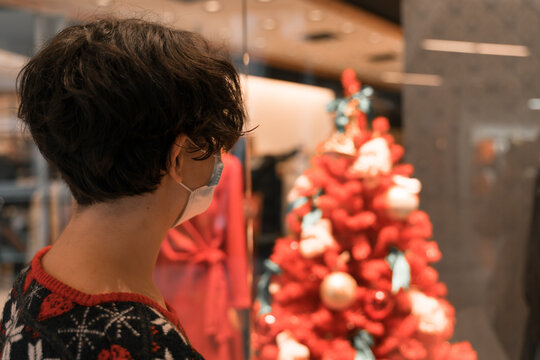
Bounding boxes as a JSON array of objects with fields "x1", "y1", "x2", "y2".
[{"x1": 41, "y1": 193, "x2": 177, "y2": 308}]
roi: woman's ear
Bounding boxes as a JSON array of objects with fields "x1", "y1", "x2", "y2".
[{"x1": 168, "y1": 134, "x2": 188, "y2": 182}]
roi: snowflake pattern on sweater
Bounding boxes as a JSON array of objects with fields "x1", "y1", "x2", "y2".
[{"x1": 0, "y1": 247, "x2": 205, "y2": 360}]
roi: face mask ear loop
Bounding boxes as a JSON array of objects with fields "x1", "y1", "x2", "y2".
[
  {"x1": 178, "y1": 181, "x2": 193, "y2": 193},
  {"x1": 176, "y1": 138, "x2": 196, "y2": 193}
]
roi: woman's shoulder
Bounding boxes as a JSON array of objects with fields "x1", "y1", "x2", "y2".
[{"x1": 0, "y1": 266, "x2": 204, "y2": 359}]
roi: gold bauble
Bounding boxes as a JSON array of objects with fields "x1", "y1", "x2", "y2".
[{"x1": 320, "y1": 271, "x2": 358, "y2": 311}]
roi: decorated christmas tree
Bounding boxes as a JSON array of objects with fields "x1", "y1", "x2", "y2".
[{"x1": 251, "y1": 69, "x2": 477, "y2": 360}]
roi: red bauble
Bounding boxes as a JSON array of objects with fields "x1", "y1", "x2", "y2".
[
  {"x1": 432, "y1": 341, "x2": 478, "y2": 360},
  {"x1": 372, "y1": 116, "x2": 390, "y2": 133},
  {"x1": 399, "y1": 338, "x2": 427, "y2": 360},
  {"x1": 351, "y1": 235, "x2": 371, "y2": 261},
  {"x1": 259, "y1": 344, "x2": 279, "y2": 360},
  {"x1": 364, "y1": 289, "x2": 394, "y2": 320},
  {"x1": 341, "y1": 68, "x2": 360, "y2": 97}
]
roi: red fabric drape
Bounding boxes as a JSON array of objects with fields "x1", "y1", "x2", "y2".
[{"x1": 154, "y1": 153, "x2": 250, "y2": 360}]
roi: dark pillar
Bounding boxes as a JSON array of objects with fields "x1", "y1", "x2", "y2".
[{"x1": 403, "y1": 1, "x2": 540, "y2": 359}]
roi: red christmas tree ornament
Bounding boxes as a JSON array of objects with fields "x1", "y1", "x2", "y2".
[
  {"x1": 363, "y1": 289, "x2": 394, "y2": 320},
  {"x1": 341, "y1": 68, "x2": 361, "y2": 97},
  {"x1": 372, "y1": 116, "x2": 390, "y2": 134}
]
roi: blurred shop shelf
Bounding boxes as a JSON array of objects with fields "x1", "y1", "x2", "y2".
[
  {"x1": 0, "y1": 181, "x2": 36, "y2": 203},
  {"x1": 0, "y1": 246, "x2": 26, "y2": 263}
]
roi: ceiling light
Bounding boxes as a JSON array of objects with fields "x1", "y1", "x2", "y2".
[
  {"x1": 423, "y1": 39, "x2": 474, "y2": 53},
  {"x1": 422, "y1": 39, "x2": 530, "y2": 57},
  {"x1": 257, "y1": 0, "x2": 272, "y2": 2},
  {"x1": 476, "y1": 42, "x2": 529, "y2": 56},
  {"x1": 341, "y1": 22, "x2": 354, "y2": 34},
  {"x1": 204, "y1": 0, "x2": 221, "y2": 13},
  {"x1": 308, "y1": 9, "x2": 324, "y2": 22},
  {"x1": 262, "y1": 18, "x2": 277, "y2": 31},
  {"x1": 381, "y1": 72, "x2": 443, "y2": 87},
  {"x1": 528, "y1": 99, "x2": 540, "y2": 110}
]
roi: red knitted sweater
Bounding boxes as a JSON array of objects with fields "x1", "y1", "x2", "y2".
[{"x1": 0, "y1": 246, "x2": 204, "y2": 359}]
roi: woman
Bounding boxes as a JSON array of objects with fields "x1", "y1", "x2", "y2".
[{"x1": 0, "y1": 17, "x2": 245, "y2": 359}]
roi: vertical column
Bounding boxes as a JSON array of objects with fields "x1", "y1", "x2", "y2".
[{"x1": 403, "y1": 1, "x2": 540, "y2": 359}]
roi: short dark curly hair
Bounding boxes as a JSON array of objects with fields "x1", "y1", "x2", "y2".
[{"x1": 18, "y1": 18, "x2": 246, "y2": 206}]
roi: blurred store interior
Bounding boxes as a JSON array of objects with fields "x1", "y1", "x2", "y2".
[{"x1": 1, "y1": 1, "x2": 539, "y2": 360}]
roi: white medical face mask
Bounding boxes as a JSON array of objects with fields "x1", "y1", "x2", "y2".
[{"x1": 172, "y1": 148, "x2": 224, "y2": 227}]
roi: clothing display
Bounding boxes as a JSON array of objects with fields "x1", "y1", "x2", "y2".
[
  {"x1": 154, "y1": 153, "x2": 250, "y2": 360},
  {"x1": 0, "y1": 246, "x2": 203, "y2": 360}
]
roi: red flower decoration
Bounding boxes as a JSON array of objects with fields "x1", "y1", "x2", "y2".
[
  {"x1": 359, "y1": 259, "x2": 392, "y2": 288},
  {"x1": 285, "y1": 213, "x2": 302, "y2": 236},
  {"x1": 37, "y1": 294, "x2": 75, "y2": 322},
  {"x1": 390, "y1": 144, "x2": 405, "y2": 164},
  {"x1": 258, "y1": 344, "x2": 279, "y2": 360},
  {"x1": 399, "y1": 338, "x2": 427, "y2": 360},
  {"x1": 316, "y1": 195, "x2": 339, "y2": 218},
  {"x1": 372, "y1": 117, "x2": 390, "y2": 134},
  {"x1": 351, "y1": 234, "x2": 371, "y2": 261},
  {"x1": 341, "y1": 68, "x2": 361, "y2": 97},
  {"x1": 432, "y1": 341, "x2": 477, "y2": 360},
  {"x1": 97, "y1": 345, "x2": 134, "y2": 360}
]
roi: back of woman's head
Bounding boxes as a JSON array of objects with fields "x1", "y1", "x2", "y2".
[{"x1": 18, "y1": 18, "x2": 245, "y2": 206}]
